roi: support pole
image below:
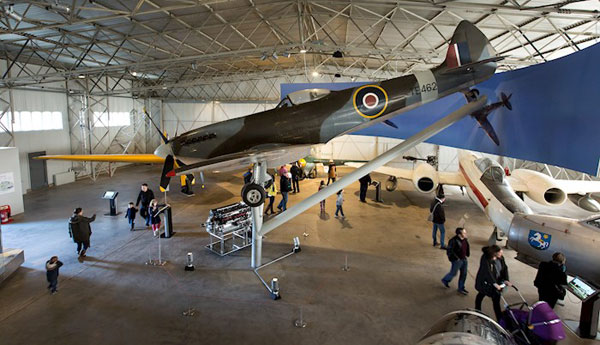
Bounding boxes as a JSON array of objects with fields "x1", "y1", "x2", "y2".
[
  {"x1": 251, "y1": 161, "x2": 267, "y2": 268},
  {"x1": 259, "y1": 97, "x2": 487, "y2": 237}
]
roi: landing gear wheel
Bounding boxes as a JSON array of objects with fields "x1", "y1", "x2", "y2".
[{"x1": 242, "y1": 183, "x2": 266, "y2": 207}]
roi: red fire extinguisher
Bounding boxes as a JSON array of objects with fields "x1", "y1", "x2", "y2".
[{"x1": 0, "y1": 205, "x2": 12, "y2": 224}]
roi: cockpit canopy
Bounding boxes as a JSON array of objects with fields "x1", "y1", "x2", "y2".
[
  {"x1": 475, "y1": 157, "x2": 505, "y2": 183},
  {"x1": 276, "y1": 88, "x2": 331, "y2": 108}
]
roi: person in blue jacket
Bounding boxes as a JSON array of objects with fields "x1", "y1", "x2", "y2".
[{"x1": 125, "y1": 202, "x2": 138, "y2": 231}]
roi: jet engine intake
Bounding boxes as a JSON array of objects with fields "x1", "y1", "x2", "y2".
[
  {"x1": 412, "y1": 163, "x2": 439, "y2": 193},
  {"x1": 510, "y1": 169, "x2": 567, "y2": 206}
]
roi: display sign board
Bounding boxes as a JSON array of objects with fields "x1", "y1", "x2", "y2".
[
  {"x1": 0, "y1": 172, "x2": 15, "y2": 195},
  {"x1": 568, "y1": 276, "x2": 599, "y2": 302}
]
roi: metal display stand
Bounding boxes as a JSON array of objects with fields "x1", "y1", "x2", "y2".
[
  {"x1": 102, "y1": 191, "x2": 120, "y2": 216},
  {"x1": 565, "y1": 277, "x2": 600, "y2": 339},
  {"x1": 160, "y1": 205, "x2": 174, "y2": 238},
  {"x1": 372, "y1": 181, "x2": 383, "y2": 202},
  {"x1": 205, "y1": 202, "x2": 252, "y2": 256}
]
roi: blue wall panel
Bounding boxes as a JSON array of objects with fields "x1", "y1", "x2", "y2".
[{"x1": 281, "y1": 43, "x2": 600, "y2": 175}]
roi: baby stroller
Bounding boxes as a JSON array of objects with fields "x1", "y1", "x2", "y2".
[{"x1": 499, "y1": 285, "x2": 566, "y2": 345}]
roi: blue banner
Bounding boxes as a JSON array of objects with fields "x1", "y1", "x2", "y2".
[{"x1": 281, "y1": 43, "x2": 600, "y2": 175}]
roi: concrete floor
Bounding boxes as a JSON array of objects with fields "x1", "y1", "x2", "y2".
[{"x1": 0, "y1": 164, "x2": 598, "y2": 345}]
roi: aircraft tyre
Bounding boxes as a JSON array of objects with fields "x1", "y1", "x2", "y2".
[
  {"x1": 308, "y1": 169, "x2": 316, "y2": 179},
  {"x1": 242, "y1": 183, "x2": 266, "y2": 207}
]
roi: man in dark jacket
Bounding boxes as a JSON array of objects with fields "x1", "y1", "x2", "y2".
[
  {"x1": 534, "y1": 252, "x2": 568, "y2": 308},
  {"x1": 136, "y1": 183, "x2": 155, "y2": 227},
  {"x1": 358, "y1": 174, "x2": 372, "y2": 203},
  {"x1": 290, "y1": 162, "x2": 302, "y2": 193},
  {"x1": 68, "y1": 208, "x2": 96, "y2": 257},
  {"x1": 46, "y1": 256, "x2": 63, "y2": 294},
  {"x1": 442, "y1": 228, "x2": 470, "y2": 295},
  {"x1": 430, "y1": 194, "x2": 446, "y2": 249},
  {"x1": 277, "y1": 172, "x2": 292, "y2": 212},
  {"x1": 475, "y1": 245, "x2": 512, "y2": 320}
]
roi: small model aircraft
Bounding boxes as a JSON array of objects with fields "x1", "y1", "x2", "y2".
[{"x1": 39, "y1": 21, "x2": 501, "y2": 207}]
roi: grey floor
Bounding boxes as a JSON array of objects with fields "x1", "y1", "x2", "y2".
[{"x1": 0, "y1": 165, "x2": 598, "y2": 345}]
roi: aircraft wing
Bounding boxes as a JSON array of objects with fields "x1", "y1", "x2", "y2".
[
  {"x1": 554, "y1": 180, "x2": 600, "y2": 195},
  {"x1": 35, "y1": 154, "x2": 165, "y2": 164},
  {"x1": 346, "y1": 162, "x2": 467, "y2": 186},
  {"x1": 170, "y1": 145, "x2": 311, "y2": 176}
]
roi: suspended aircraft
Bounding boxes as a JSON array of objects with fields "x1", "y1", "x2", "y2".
[{"x1": 39, "y1": 21, "x2": 501, "y2": 207}]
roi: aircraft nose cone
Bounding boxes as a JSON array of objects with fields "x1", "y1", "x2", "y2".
[{"x1": 154, "y1": 142, "x2": 173, "y2": 158}]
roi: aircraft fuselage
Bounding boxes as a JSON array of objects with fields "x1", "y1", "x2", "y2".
[{"x1": 166, "y1": 65, "x2": 495, "y2": 166}]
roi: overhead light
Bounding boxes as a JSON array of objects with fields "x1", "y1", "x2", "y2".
[
  {"x1": 130, "y1": 70, "x2": 138, "y2": 77},
  {"x1": 272, "y1": 52, "x2": 278, "y2": 60},
  {"x1": 45, "y1": 1, "x2": 71, "y2": 13},
  {"x1": 214, "y1": 100, "x2": 220, "y2": 104},
  {"x1": 299, "y1": 49, "x2": 307, "y2": 54},
  {"x1": 260, "y1": 52, "x2": 268, "y2": 61},
  {"x1": 282, "y1": 51, "x2": 291, "y2": 58},
  {"x1": 77, "y1": 74, "x2": 85, "y2": 79},
  {"x1": 191, "y1": 63, "x2": 197, "y2": 70},
  {"x1": 312, "y1": 71, "x2": 319, "y2": 77},
  {"x1": 162, "y1": 86, "x2": 167, "y2": 90},
  {"x1": 334, "y1": 73, "x2": 341, "y2": 78},
  {"x1": 332, "y1": 50, "x2": 343, "y2": 58},
  {"x1": 5, "y1": 5, "x2": 23, "y2": 22}
]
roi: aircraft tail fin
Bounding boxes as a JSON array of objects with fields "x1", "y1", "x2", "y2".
[
  {"x1": 443, "y1": 20, "x2": 496, "y2": 68},
  {"x1": 440, "y1": 21, "x2": 500, "y2": 77}
]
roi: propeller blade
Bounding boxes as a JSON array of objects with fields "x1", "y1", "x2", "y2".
[
  {"x1": 160, "y1": 155, "x2": 175, "y2": 192},
  {"x1": 501, "y1": 92, "x2": 513, "y2": 111},
  {"x1": 143, "y1": 108, "x2": 170, "y2": 144}
]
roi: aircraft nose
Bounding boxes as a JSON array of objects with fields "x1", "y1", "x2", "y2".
[{"x1": 154, "y1": 142, "x2": 173, "y2": 158}]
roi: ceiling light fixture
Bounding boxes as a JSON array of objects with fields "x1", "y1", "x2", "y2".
[
  {"x1": 332, "y1": 50, "x2": 343, "y2": 58},
  {"x1": 260, "y1": 52, "x2": 268, "y2": 61},
  {"x1": 282, "y1": 51, "x2": 291, "y2": 58},
  {"x1": 272, "y1": 52, "x2": 278, "y2": 60},
  {"x1": 45, "y1": 1, "x2": 71, "y2": 13},
  {"x1": 312, "y1": 71, "x2": 319, "y2": 77},
  {"x1": 77, "y1": 74, "x2": 85, "y2": 79},
  {"x1": 5, "y1": 5, "x2": 23, "y2": 22},
  {"x1": 299, "y1": 49, "x2": 307, "y2": 54}
]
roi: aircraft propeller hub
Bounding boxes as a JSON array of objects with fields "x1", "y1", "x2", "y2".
[{"x1": 154, "y1": 142, "x2": 174, "y2": 159}]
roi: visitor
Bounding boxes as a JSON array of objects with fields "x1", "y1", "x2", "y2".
[
  {"x1": 45, "y1": 256, "x2": 63, "y2": 294},
  {"x1": 125, "y1": 202, "x2": 138, "y2": 231},
  {"x1": 136, "y1": 183, "x2": 155, "y2": 227},
  {"x1": 327, "y1": 160, "x2": 337, "y2": 185},
  {"x1": 149, "y1": 199, "x2": 162, "y2": 236},
  {"x1": 358, "y1": 173, "x2": 372, "y2": 203},
  {"x1": 430, "y1": 193, "x2": 446, "y2": 249},
  {"x1": 243, "y1": 167, "x2": 253, "y2": 184},
  {"x1": 335, "y1": 189, "x2": 345, "y2": 218},
  {"x1": 291, "y1": 162, "x2": 301, "y2": 193},
  {"x1": 68, "y1": 207, "x2": 96, "y2": 258},
  {"x1": 442, "y1": 227, "x2": 470, "y2": 295},
  {"x1": 277, "y1": 172, "x2": 292, "y2": 212},
  {"x1": 475, "y1": 245, "x2": 512, "y2": 320},
  {"x1": 265, "y1": 176, "x2": 277, "y2": 215},
  {"x1": 318, "y1": 180, "x2": 326, "y2": 213},
  {"x1": 534, "y1": 252, "x2": 568, "y2": 308}
]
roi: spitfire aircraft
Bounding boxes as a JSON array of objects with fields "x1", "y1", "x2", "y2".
[{"x1": 39, "y1": 21, "x2": 500, "y2": 207}]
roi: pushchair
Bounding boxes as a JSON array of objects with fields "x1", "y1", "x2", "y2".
[{"x1": 499, "y1": 285, "x2": 566, "y2": 345}]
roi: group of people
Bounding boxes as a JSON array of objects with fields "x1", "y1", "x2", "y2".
[
  {"x1": 264, "y1": 161, "x2": 307, "y2": 215},
  {"x1": 433, "y1": 194, "x2": 568, "y2": 321},
  {"x1": 50, "y1": 183, "x2": 165, "y2": 295}
]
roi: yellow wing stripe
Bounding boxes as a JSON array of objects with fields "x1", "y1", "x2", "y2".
[{"x1": 35, "y1": 154, "x2": 165, "y2": 164}]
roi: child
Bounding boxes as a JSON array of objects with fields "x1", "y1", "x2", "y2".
[
  {"x1": 149, "y1": 199, "x2": 161, "y2": 236},
  {"x1": 318, "y1": 180, "x2": 326, "y2": 213},
  {"x1": 335, "y1": 189, "x2": 345, "y2": 218},
  {"x1": 125, "y1": 202, "x2": 138, "y2": 231},
  {"x1": 46, "y1": 256, "x2": 63, "y2": 294}
]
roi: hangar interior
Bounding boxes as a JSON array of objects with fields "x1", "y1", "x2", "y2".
[{"x1": 1, "y1": 1, "x2": 600, "y2": 344}]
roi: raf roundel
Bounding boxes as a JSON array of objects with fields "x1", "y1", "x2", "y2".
[{"x1": 353, "y1": 85, "x2": 388, "y2": 119}]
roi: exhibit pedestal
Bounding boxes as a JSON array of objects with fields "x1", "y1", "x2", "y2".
[
  {"x1": 565, "y1": 320, "x2": 600, "y2": 340},
  {"x1": 0, "y1": 248, "x2": 24, "y2": 284}
]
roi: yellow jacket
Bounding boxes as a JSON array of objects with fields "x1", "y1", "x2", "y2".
[{"x1": 267, "y1": 182, "x2": 277, "y2": 197}]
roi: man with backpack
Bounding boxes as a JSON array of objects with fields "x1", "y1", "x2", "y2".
[
  {"x1": 429, "y1": 192, "x2": 446, "y2": 249},
  {"x1": 441, "y1": 227, "x2": 470, "y2": 295}
]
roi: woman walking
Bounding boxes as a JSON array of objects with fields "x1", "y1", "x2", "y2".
[{"x1": 474, "y1": 245, "x2": 512, "y2": 320}]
